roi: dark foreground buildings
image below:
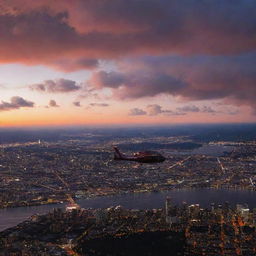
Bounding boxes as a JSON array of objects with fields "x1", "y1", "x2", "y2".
[{"x1": 1, "y1": 198, "x2": 256, "y2": 255}]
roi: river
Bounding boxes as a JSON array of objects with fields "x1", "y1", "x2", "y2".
[{"x1": 1, "y1": 188, "x2": 256, "y2": 231}]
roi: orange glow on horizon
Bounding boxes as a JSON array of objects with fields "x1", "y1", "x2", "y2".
[{"x1": 0, "y1": 108, "x2": 254, "y2": 128}]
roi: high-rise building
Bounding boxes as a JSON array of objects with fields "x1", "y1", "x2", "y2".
[
  {"x1": 237, "y1": 204, "x2": 250, "y2": 223},
  {"x1": 165, "y1": 197, "x2": 179, "y2": 225},
  {"x1": 165, "y1": 196, "x2": 172, "y2": 216}
]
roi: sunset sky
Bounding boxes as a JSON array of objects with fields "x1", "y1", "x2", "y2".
[{"x1": 0, "y1": 0, "x2": 255, "y2": 127}]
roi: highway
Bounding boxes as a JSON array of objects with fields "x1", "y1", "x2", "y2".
[
  {"x1": 217, "y1": 157, "x2": 226, "y2": 174},
  {"x1": 168, "y1": 156, "x2": 191, "y2": 170}
]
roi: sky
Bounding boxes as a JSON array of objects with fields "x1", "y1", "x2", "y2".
[{"x1": 0, "y1": 0, "x2": 255, "y2": 127}]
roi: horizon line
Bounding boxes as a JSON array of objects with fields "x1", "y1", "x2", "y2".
[{"x1": 0, "y1": 122, "x2": 255, "y2": 130}]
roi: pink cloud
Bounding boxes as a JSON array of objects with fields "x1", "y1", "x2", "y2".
[
  {"x1": 87, "y1": 54, "x2": 256, "y2": 110},
  {"x1": 0, "y1": 0, "x2": 256, "y2": 71},
  {"x1": 30, "y1": 78, "x2": 80, "y2": 93}
]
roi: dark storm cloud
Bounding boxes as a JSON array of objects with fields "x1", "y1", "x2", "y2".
[
  {"x1": 0, "y1": 96, "x2": 34, "y2": 111},
  {"x1": 30, "y1": 79, "x2": 81, "y2": 93},
  {"x1": 0, "y1": 0, "x2": 256, "y2": 70}
]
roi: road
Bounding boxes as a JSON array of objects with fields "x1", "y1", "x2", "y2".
[
  {"x1": 217, "y1": 157, "x2": 226, "y2": 174},
  {"x1": 168, "y1": 156, "x2": 191, "y2": 170}
]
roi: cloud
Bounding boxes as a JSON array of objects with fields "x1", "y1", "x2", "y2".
[
  {"x1": 175, "y1": 105, "x2": 238, "y2": 115},
  {"x1": 176, "y1": 105, "x2": 220, "y2": 115},
  {"x1": 0, "y1": 84, "x2": 7, "y2": 89},
  {"x1": 0, "y1": 0, "x2": 256, "y2": 70},
  {"x1": 176, "y1": 105, "x2": 239, "y2": 115},
  {"x1": 147, "y1": 104, "x2": 167, "y2": 116},
  {"x1": 226, "y1": 110, "x2": 239, "y2": 115},
  {"x1": 88, "y1": 71, "x2": 187, "y2": 99},
  {"x1": 128, "y1": 104, "x2": 227, "y2": 117},
  {"x1": 89, "y1": 103, "x2": 109, "y2": 107},
  {"x1": 0, "y1": 0, "x2": 255, "y2": 114},
  {"x1": 73, "y1": 101, "x2": 81, "y2": 107},
  {"x1": 146, "y1": 104, "x2": 184, "y2": 116},
  {"x1": 128, "y1": 108, "x2": 147, "y2": 116},
  {"x1": 51, "y1": 58, "x2": 99, "y2": 72},
  {"x1": 30, "y1": 79, "x2": 81, "y2": 93},
  {"x1": 87, "y1": 53, "x2": 256, "y2": 110},
  {"x1": 131, "y1": 54, "x2": 256, "y2": 108},
  {"x1": 201, "y1": 106, "x2": 218, "y2": 114},
  {"x1": 0, "y1": 96, "x2": 34, "y2": 111},
  {"x1": 176, "y1": 105, "x2": 200, "y2": 113},
  {"x1": 49, "y1": 100, "x2": 59, "y2": 107},
  {"x1": 89, "y1": 71, "x2": 126, "y2": 89}
]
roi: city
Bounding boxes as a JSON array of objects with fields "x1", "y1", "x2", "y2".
[
  {"x1": 1, "y1": 0, "x2": 256, "y2": 255},
  {"x1": 0, "y1": 130, "x2": 256, "y2": 209},
  {"x1": 1, "y1": 197, "x2": 256, "y2": 255},
  {"x1": 0, "y1": 126, "x2": 256, "y2": 255}
]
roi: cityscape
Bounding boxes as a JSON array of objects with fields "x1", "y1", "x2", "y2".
[
  {"x1": 1, "y1": 0, "x2": 256, "y2": 255},
  {"x1": 0, "y1": 125, "x2": 256, "y2": 255},
  {"x1": 0, "y1": 127, "x2": 256, "y2": 210},
  {"x1": 1, "y1": 197, "x2": 256, "y2": 255}
]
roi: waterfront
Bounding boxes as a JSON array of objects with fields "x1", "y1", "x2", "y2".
[
  {"x1": 1, "y1": 188, "x2": 256, "y2": 231},
  {"x1": 191, "y1": 144, "x2": 234, "y2": 156},
  {"x1": 171, "y1": 144, "x2": 235, "y2": 156}
]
